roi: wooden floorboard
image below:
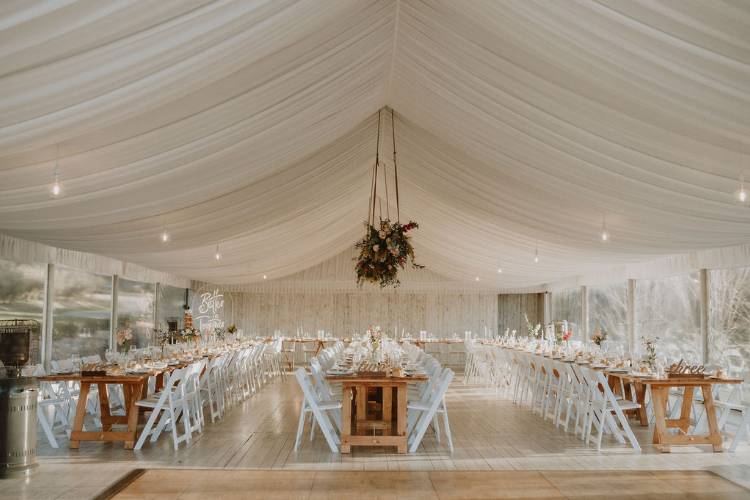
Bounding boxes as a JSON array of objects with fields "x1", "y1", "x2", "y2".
[
  {"x1": 2, "y1": 375, "x2": 750, "y2": 499},
  {"x1": 111, "y1": 469, "x2": 750, "y2": 499}
]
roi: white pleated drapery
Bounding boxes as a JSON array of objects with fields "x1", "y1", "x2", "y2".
[{"x1": 0, "y1": 1, "x2": 749, "y2": 291}]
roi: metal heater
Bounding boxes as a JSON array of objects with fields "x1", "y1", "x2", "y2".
[{"x1": 0, "y1": 319, "x2": 39, "y2": 478}]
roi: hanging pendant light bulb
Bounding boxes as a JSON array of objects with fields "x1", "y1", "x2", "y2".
[
  {"x1": 160, "y1": 229, "x2": 170, "y2": 243},
  {"x1": 50, "y1": 145, "x2": 63, "y2": 198},
  {"x1": 533, "y1": 247, "x2": 539, "y2": 264},
  {"x1": 262, "y1": 274, "x2": 267, "y2": 280},
  {"x1": 497, "y1": 267, "x2": 503, "y2": 274},
  {"x1": 735, "y1": 172, "x2": 748, "y2": 204},
  {"x1": 214, "y1": 244, "x2": 222, "y2": 261},
  {"x1": 475, "y1": 276, "x2": 480, "y2": 282},
  {"x1": 601, "y1": 215, "x2": 609, "y2": 242}
]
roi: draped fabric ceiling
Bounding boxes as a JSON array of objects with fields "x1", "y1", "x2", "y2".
[{"x1": 0, "y1": 0, "x2": 749, "y2": 292}]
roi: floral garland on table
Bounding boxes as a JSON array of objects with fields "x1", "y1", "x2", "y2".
[
  {"x1": 116, "y1": 328, "x2": 133, "y2": 352},
  {"x1": 355, "y1": 220, "x2": 423, "y2": 287}
]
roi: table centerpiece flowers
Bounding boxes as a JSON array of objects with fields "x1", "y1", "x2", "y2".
[
  {"x1": 116, "y1": 327, "x2": 133, "y2": 353},
  {"x1": 366, "y1": 325, "x2": 383, "y2": 351},
  {"x1": 592, "y1": 325, "x2": 607, "y2": 346},
  {"x1": 556, "y1": 329, "x2": 572, "y2": 343},
  {"x1": 641, "y1": 336, "x2": 659, "y2": 373},
  {"x1": 180, "y1": 327, "x2": 200, "y2": 344},
  {"x1": 524, "y1": 313, "x2": 542, "y2": 339}
]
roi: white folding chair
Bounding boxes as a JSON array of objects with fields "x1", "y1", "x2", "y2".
[
  {"x1": 135, "y1": 367, "x2": 192, "y2": 451},
  {"x1": 407, "y1": 367, "x2": 454, "y2": 452},
  {"x1": 293, "y1": 368, "x2": 340, "y2": 453},
  {"x1": 408, "y1": 368, "x2": 454, "y2": 453},
  {"x1": 33, "y1": 364, "x2": 70, "y2": 448},
  {"x1": 201, "y1": 354, "x2": 226, "y2": 422},
  {"x1": 582, "y1": 368, "x2": 641, "y2": 452}
]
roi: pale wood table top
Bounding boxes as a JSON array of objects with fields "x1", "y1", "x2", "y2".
[{"x1": 326, "y1": 373, "x2": 428, "y2": 383}]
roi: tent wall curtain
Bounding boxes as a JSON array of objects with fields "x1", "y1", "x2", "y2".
[{"x1": 0, "y1": 233, "x2": 189, "y2": 288}]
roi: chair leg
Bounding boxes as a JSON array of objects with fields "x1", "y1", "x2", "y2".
[
  {"x1": 294, "y1": 404, "x2": 308, "y2": 451},
  {"x1": 135, "y1": 408, "x2": 162, "y2": 450},
  {"x1": 441, "y1": 407, "x2": 454, "y2": 453},
  {"x1": 432, "y1": 415, "x2": 441, "y2": 443},
  {"x1": 729, "y1": 410, "x2": 750, "y2": 453},
  {"x1": 37, "y1": 405, "x2": 59, "y2": 449}
]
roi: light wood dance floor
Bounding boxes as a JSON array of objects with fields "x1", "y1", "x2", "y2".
[{"x1": 108, "y1": 468, "x2": 749, "y2": 499}]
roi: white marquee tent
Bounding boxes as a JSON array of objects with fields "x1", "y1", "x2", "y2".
[{"x1": 1, "y1": 0, "x2": 749, "y2": 291}]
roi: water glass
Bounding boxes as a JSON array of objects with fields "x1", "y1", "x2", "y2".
[{"x1": 71, "y1": 353, "x2": 82, "y2": 373}]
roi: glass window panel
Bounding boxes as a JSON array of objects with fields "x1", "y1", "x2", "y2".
[
  {"x1": 0, "y1": 259, "x2": 45, "y2": 364},
  {"x1": 709, "y1": 267, "x2": 750, "y2": 375},
  {"x1": 52, "y1": 267, "x2": 112, "y2": 360},
  {"x1": 116, "y1": 278, "x2": 155, "y2": 349},
  {"x1": 635, "y1": 273, "x2": 701, "y2": 362},
  {"x1": 588, "y1": 282, "x2": 628, "y2": 348},
  {"x1": 551, "y1": 288, "x2": 582, "y2": 339},
  {"x1": 157, "y1": 285, "x2": 188, "y2": 332}
]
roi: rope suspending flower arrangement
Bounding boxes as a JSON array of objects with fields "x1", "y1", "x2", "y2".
[{"x1": 355, "y1": 108, "x2": 423, "y2": 287}]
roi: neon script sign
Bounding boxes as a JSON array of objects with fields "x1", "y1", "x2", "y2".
[{"x1": 194, "y1": 289, "x2": 225, "y2": 330}]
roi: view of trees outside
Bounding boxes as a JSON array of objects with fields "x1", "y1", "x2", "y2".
[
  {"x1": 3, "y1": 254, "x2": 749, "y2": 369},
  {"x1": 52, "y1": 266, "x2": 112, "y2": 359},
  {"x1": 551, "y1": 287, "x2": 582, "y2": 339},
  {"x1": 0, "y1": 259, "x2": 45, "y2": 363},
  {"x1": 116, "y1": 278, "x2": 155, "y2": 349},
  {"x1": 709, "y1": 268, "x2": 750, "y2": 375},
  {"x1": 588, "y1": 282, "x2": 627, "y2": 347},
  {"x1": 635, "y1": 273, "x2": 701, "y2": 363},
  {"x1": 158, "y1": 284, "x2": 187, "y2": 331}
]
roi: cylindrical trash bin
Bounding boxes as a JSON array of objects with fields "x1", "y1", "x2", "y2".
[{"x1": 0, "y1": 377, "x2": 38, "y2": 478}]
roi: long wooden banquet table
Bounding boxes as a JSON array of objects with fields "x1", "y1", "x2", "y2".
[
  {"x1": 402, "y1": 338, "x2": 464, "y2": 350},
  {"x1": 38, "y1": 342, "x2": 263, "y2": 449},
  {"x1": 494, "y1": 345, "x2": 742, "y2": 452},
  {"x1": 38, "y1": 372, "x2": 149, "y2": 449},
  {"x1": 605, "y1": 371, "x2": 742, "y2": 452},
  {"x1": 39, "y1": 357, "x2": 202, "y2": 449},
  {"x1": 326, "y1": 371, "x2": 427, "y2": 453}
]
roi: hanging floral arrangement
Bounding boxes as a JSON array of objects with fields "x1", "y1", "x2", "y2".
[
  {"x1": 356, "y1": 219, "x2": 422, "y2": 287},
  {"x1": 355, "y1": 108, "x2": 424, "y2": 287}
]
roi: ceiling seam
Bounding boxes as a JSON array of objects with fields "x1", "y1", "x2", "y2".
[{"x1": 385, "y1": 0, "x2": 401, "y2": 103}]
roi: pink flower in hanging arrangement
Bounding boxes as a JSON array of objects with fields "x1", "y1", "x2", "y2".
[{"x1": 354, "y1": 219, "x2": 424, "y2": 288}]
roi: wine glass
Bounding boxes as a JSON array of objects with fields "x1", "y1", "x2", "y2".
[{"x1": 105, "y1": 349, "x2": 116, "y2": 365}]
